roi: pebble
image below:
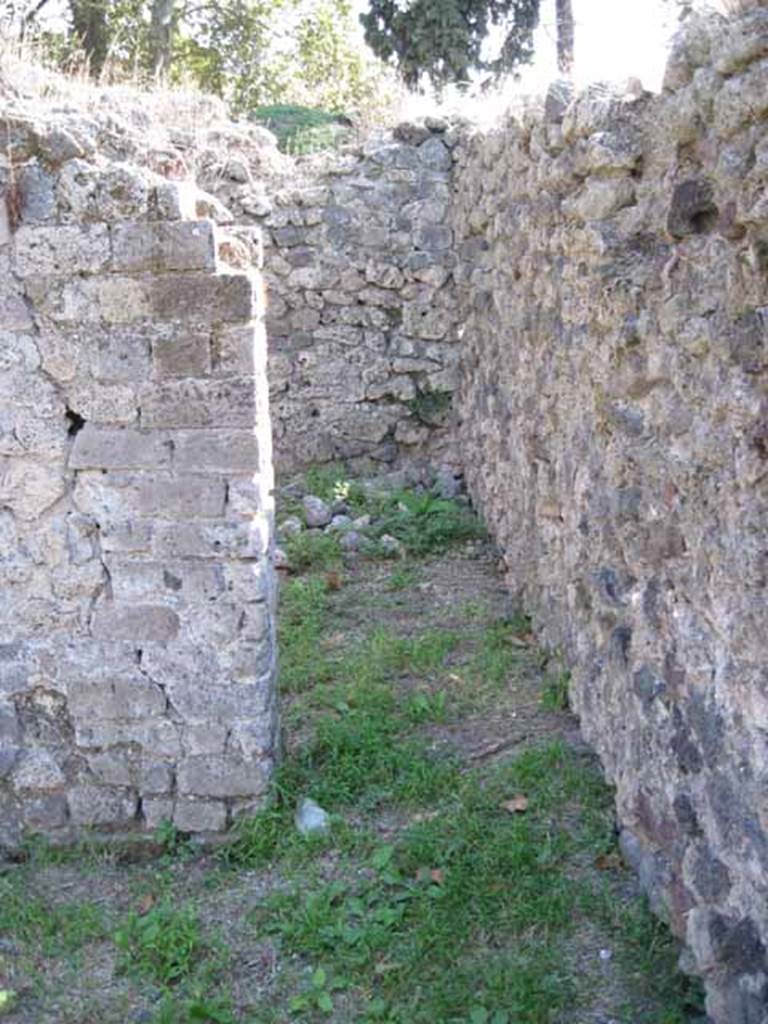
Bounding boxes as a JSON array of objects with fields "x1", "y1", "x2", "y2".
[
  {"x1": 278, "y1": 515, "x2": 302, "y2": 537},
  {"x1": 302, "y1": 494, "x2": 332, "y2": 528},
  {"x1": 379, "y1": 533, "x2": 406, "y2": 558},
  {"x1": 295, "y1": 797, "x2": 330, "y2": 837},
  {"x1": 340, "y1": 530, "x2": 362, "y2": 551},
  {"x1": 325, "y1": 514, "x2": 352, "y2": 533},
  {"x1": 274, "y1": 546, "x2": 289, "y2": 569}
]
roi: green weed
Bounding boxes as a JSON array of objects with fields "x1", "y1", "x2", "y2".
[
  {"x1": 0, "y1": 873, "x2": 105, "y2": 955},
  {"x1": 114, "y1": 900, "x2": 210, "y2": 986},
  {"x1": 387, "y1": 566, "x2": 419, "y2": 591},
  {"x1": 541, "y1": 667, "x2": 571, "y2": 711},
  {"x1": 406, "y1": 388, "x2": 453, "y2": 425},
  {"x1": 471, "y1": 617, "x2": 534, "y2": 689},
  {"x1": 150, "y1": 992, "x2": 237, "y2": 1024},
  {"x1": 279, "y1": 576, "x2": 334, "y2": 694},
  {"x1": 372, "y1": 489, "x2": 485, "y2": 556},
  {"x1": 253, "y1": 743, "x2": 614, "y2": 1022},
  {"x1": 289, "y1": 965, "x2": 349, "y2": 1016},
  {"x1": 283, "y1": 530, "x2": 342, "y2": 572}
]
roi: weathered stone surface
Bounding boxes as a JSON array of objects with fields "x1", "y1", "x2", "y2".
[
  {"x1": 0, "y1": 128, "x2": 277, "y2": 850},
  {"x1": 69, "y1": 425, "x2": 171, "y2": 470},
  {"x1": 111, "y1": 220, "x2": 217, "y2": 273},
  {"x1": 173, "y1": 798, "x2": 227, "y2": 832},
  {"x1": 13, "y1": 224, "x2": 110, "y2": 277},
  {"x1": 177, "y1": 755, "x2": 269, "y2": 798},
  {"x1": 302, "y1": 495, "x2": 332, "y2": 527},
  {"x1": 68, "y1": 785, "x2": 138, "y2": 826},
  {"x1": 91, "y1": 603, "x2": 180, "y2": 643},
  {"x1": 452, "y1": 12, "x2": 768, "y2": 1020}
]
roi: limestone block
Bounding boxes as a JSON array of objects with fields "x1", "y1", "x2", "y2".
[
  {"x1": 140, "y1": 761, "x2": 174, "y2": 794},
  {"x1": 0, "y1": 460, "x2": 66, "y2": 520},
  {"x1": 151, "y1": 327, "x2": 212, "y2": 378},
  {"x1": 713, "y1": 60, "x2": 768, "y2": 138},
  {"x1": 180, "y1": 725, "x2": 228, "y2": 759},
  {"x1": 138, "y1": 378, "x2": 255, "y2": 429},
  {"x1": 228, "y1": 717, "x2": 276, "y2": 759},
  {"x1": 11, "y1": 748, "x2": 65, "y2": 792},
  {"x1": 142, "y1": 797, "x2": 175, "y2": 829},
  {"x1": 111, "y1": 220, "x2": 217, "y2": 273},
  {"x1": 68, "y1": 785, "x2": 138, "y2": 826},
  {"x1": 91, "y1": 603, "x2": 180, "y2": 642},
  {"x1": 212, "y1": 324, "x2": 255, "y2": 375},
  {"x1": 173, "y1": 798, "x2": 227, "y2": 831},
  {"x1": 564, "y1": 177, "x2": 636, "y2": 223},
  {"x1": 68, "y1": 674, "x2": 167, "y2": 720},
  {"x1": 173, "y1": 430, "x2": 259, "y2": 473},
  {"x1": 151, "y1": 520, "x2": 263, "y2": 559},
  {"x1": 75, "y1": 719, "x2": 182, "y2": 758},
  {"x1": 74, "y1": 472, "x2": 227, "y2": 520},
  {"x1": 88, "y1": 750, "x2": 135, "y2": 787},
  {"x1": 13, "y1": 224, "x2": 110, "y2": 277},
  {"x1": 99, "y1": 520, "x2": 153, "y2": 554},
  {"x1": 177, "y1": 754, "x2": 268, "y2": 798},
  {"x1": 94, "y1": 325, "x2": 153, "y2": 382},
  {"x1": 22, "y1": 794, "x2": 68, "y2": 829},
  {"x1": 69, "y1": 425, "x2": 171, "y2": 470}
]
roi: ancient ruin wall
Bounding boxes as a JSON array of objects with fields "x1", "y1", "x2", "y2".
[
  {"x1": 202, "y1": 124, "x2": 463, "y2": 476},
  {"x1": 453, "y1": 9, "x2": 768, "y2": 1020},
  {"x1": 0, "y1": 115, "x2": 277, "y2": 844}
]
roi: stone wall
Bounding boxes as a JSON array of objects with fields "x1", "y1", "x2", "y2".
[
  {"x1": 0, "y1": 113, "x2": 277, "y2": 843},
  {"x1": 197, "y1": 124, "x2": 463, "y2": 476},
  {"x1": 452, "y1": 7, "x2": 768, "y2": 1021}
]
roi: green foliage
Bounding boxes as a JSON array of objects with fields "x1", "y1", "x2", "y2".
[
  {"x1": 24, "y1": 1, "x2": 394, "y2": 133},
  {"x1": 472, "y1": 617, "x2": 532, "y2": 688},
  {"x1": 283, "y1": 530, "x2": 342, "y2": 572},
  {"x1": 361, "y1": 0, "x2": 541, "y2": 89},
  {"x1": 541, "y1": 666, "x2": 570, "y2": 711},
  {"x1": 289, "y1": 965, "x2": 348, "y2": 1015},
  {"x1": 407, "y1": 388, "x2": 453, "y2": 425},
  {"x1": 253, "y1": 743, "x2": 614, "y2": 1022},
  {"x1": 0, "y1": 873, "x2": 105, "y2": 955},
  {"x1": 372, "y1": 489, "x2": 486, "y2": 556},
  {"x1": 301, "y1": 465, "x2": 368, "y2": 511},
  {"x1": 114, "y1": 901, "x2": 208, "y2": 985},
  {"x1": 150, "y1": 992, "x2": 237, "y2": 1024},
  {"x1": 251, "y1": 104, "x2": 351, "y2": 155},
  {"x1": 279, "y1": 576, "x2": 334, "y2": 694}
]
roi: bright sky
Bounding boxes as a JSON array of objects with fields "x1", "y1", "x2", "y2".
[
  {"x1": 22, "y1": 0, "x2": 715, "y2": 97},
  {"x1": 519, "y1": 0, "x2": 683, "y2": 94}
]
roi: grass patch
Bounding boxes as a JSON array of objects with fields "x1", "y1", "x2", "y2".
[
  {"x1": 251, "y1": 104, "x2": 352, "y2": 154},
  {"x1": 0, "y1": 872, "x2": 105, "y2": 956},
  {"x1": 251, "y1": 743, "x2": 614, "y2": 1022},
  {"x1": 283, "y1": 530, "x2": 342, "y2": 572},
  {"x1": 279, "y1": 576, "x2": 334, "y2": 694},
  {"x1": 114, "y1": 900, "x2": 213, "y2": 986},
  {"x1": 371, "y1": 489, "x2": 486, "y2": 557}
]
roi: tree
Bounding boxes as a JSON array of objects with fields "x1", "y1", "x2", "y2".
[
  {"x1": 149, "y1": 0, "x2": 176, "y2": 76},
  {"x1": 555, "y1": 0, "x2": 574, "y2": 76},
  {"x1": 69, "y1": 0, "x2": 110, "y2": 74},
  {"x1": 360, "y1": 0, "x2": 542, "y2": 89}
]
